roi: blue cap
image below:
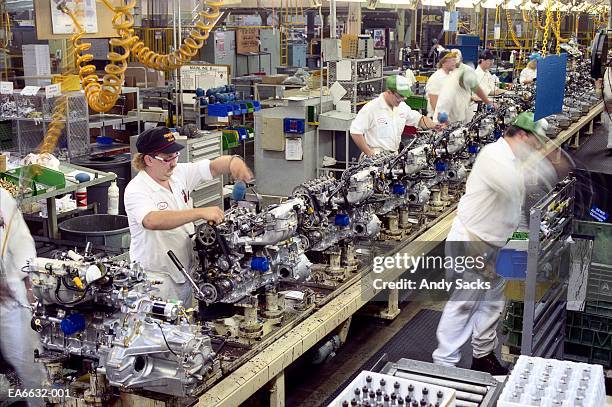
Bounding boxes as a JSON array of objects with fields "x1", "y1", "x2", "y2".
[
  {"x1": 335, "y1": 214, "x2": 350, "y2": 227},
  {"x1": 392, "y1": 184, "x2": 406, "y2": 195},
  {"x1": 60, "y1": 313, "x2": 86, "y2": 336},
  {"x1": 250, "y1": 256, "x2": 270, "y2": 272}
]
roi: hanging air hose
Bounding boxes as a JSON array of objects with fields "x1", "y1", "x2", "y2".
[
  {"x1": 39, "y1": 96, "x2": 68, "y2": 154},
  {"x1": 58, "y1": 0, "x2": 223, "y2": 113}
]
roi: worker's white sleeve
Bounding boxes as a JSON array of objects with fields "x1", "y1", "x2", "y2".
[
  {"x1": 174, "y1": 160, "x2": 213, "y2": 192},
  {"x1": 349, "y1": 106, "x2": 371, "y2": 134},
  {"x1": 425, "y1": 76, "x2": 441, "y2": 96},
  {"x1": 473, "y1": 150, "x2": 523, "y2": 199},
  {"x1": 124, "y1": 189, "x2": 158, "y2": 226},
  {"x1": 0, "y1": 189, "x2": 35, "y2": 282},
  {"x1": 604, "y1": 68, "x2": 612, "y2": 101},
  {"x1": 405, "y1": 107, "x2": 423, "y2": 127}
]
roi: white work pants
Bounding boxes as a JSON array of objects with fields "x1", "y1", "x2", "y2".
[
  {"x1": 0, "y1": 283, "x2": 47, "y2": 407},
  {"x1": 432, "y1": 239, "x2": 506, "y2": 366}
]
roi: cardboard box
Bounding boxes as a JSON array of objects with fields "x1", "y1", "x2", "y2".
[{"x1": 261, "y1": 74, "x2": 288, "y2": 85}]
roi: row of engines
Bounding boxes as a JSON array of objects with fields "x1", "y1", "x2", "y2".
[{"x1": 190, "y1": 89, "x2": 535, "y2": 304}]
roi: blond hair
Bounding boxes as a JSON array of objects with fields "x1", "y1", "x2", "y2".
[
  {"x1": 132, "y1": 153, "x2": 147, "y2": 171},
  {"x1": 527, "y1": 59, "x2": 537, "y2": 70}
]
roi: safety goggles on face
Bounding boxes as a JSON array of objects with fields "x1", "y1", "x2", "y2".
[{"x1": 152, "y1": 152, "x2": 180, "y2": 163}]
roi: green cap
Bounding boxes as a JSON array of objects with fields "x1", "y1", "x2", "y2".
[
  {"x1": 511, "y1": 111, "x2": 549, "y2": 144},
  {"x1": 386, "y1": 75, "x2": 413, "y2": 98}
]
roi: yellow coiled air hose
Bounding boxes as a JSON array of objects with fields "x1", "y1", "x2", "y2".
[
  {"x1": 68, "y1": 2, "x2": 132, "y2": 113},
  {"x1": 125, "y1": 0, "x2": 223, "y2": 71},
  {"x1": 39, "y1": 96, "x2": 68, "y2": 155}
]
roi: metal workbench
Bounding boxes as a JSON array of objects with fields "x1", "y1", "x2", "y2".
[{"x1": 18, "y1": 162, "x2": 117, "y2": 239}]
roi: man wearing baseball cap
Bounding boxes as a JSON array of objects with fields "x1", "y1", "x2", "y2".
[
  {"x1": 433, "y1": 111, "x2": 549, "y2": 375},
  {"x1": 124, "y1": 126, "x2": 253, "y2": 305},
  {"x1": 475, "y1": 49, "x2": 506, "y2": 97},
  {"x1": 350, "y1": 75, "x2": 439, "y2": 157}
]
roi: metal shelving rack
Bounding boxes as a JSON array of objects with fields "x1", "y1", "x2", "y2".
[
  {"x1": 327, "y1": 57, "x2": 384, "y2": 113},
  {"x1": 521, "y1": 178, "x2": 576, "y2": 358},
  {"x1": 1, "y1": 90, "x2": 90, "y2": 160}
]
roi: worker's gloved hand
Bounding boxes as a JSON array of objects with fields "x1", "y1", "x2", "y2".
[
  {"x1": 485, "y1": 103, "x2": 496, "y2": 112},
  {"x1": 437, "y1": 112, "x2": 449, "y2": 124}
]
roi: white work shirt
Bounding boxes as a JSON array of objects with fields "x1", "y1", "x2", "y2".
[
  {"x1": 425, "y1": 69, "x2": 450, "y2": 117},
  {"x1": 0, "y1": 188, "x2": 36, "y2": 290},
  {"x1": 434, "y1": 65, "x2": 477, "y2": 124},
  {"x1": 604, "y1": 67, "x2": 612, "y2": 102},
  {"x1": 350, "y1": 94, "x2": 422, "y2": 153},
  {"x1": 448, "y1": 138, "x2": 525, "y2": 245},
  {"x1": 520, "y1": 67, "x2": 537, "y2": 84},
  {"x1": 475, "y1": 66, "x2": 500, "y2": 96},
  {"x1": 124, "y1": 161, "x2": 213, "y2": 303}
]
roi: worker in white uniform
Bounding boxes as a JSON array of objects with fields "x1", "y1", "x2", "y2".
[
  {"x1": 124, "y1": 127, "x2": 253, "y2": 305},
  {"x1": 519, "y1": 53, "x2": 540, "y2": 85},
  {"x1": 432, "y1": 112, "x2": 549, "y2": 375},
  {"x1": 475, "y1": 49, "x2": 505, "y2": 97},
  {"x1": 350, "y1": 75, "x2": 439, "y2": 157},
  {"x1": 433, "y1": 64, "x2": 495, "y2": 124},
  {"x1": 0, "y1": 188, "x2": 47, "y2": 407},
  {"x1": 603, "y1": 53, "x2": 612, "y2": 151},
  {"x1": 425, "y1": 50, "x2": 459, "y2": 117}
]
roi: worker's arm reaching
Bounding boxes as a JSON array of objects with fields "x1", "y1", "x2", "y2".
[
  {"x1": 428, "y1": 94, "x2": 439, "y2": 112},
  {"x1": 142, "y1": 207, "x2": 224, "y2": 230},
  {"x1": 209, "y1": 155, "x2": 253, "y2": 181}
]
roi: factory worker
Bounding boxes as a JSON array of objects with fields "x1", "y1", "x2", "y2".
[
  {"x1": 604, "y1": 54, "x2": 612, "y2": 151},
  {"x1": 475, "y1": 49, "x2": 505, "y2": 97},
  {"x1": 0, "y1": 188, "x2": 47, "y2": 407},
  {"x1": 425, "y1": 50, "x2": 459, "y2": 117},
  {"x1": 350, "y1": 75, "x2": 439, "y2": 157},
  {"x1": 125, "y1": 127, "x2": 253, "y2": 305},
  {"x1": 519, "y1": 53, "x2": 540, "y2": 85},
  {"x1": 433, "y1": 64, "x2": 495, "y2": 124},
  {"x1": 432, "y1": 112, "x2": 549, "y2": 375}
]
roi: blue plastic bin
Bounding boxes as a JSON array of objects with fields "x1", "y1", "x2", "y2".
[{"x1": 496, "y1": 248, "x2": 528, "y2": 279}]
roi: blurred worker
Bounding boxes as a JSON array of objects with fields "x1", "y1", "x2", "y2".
[
  {"x1": 125, "y1": 127, "x2": 253, "y2": 305},
  {"x1": 519, "y1": 53, "x2": 541, "y2": 85},
  {"x1": 425, "y1": 50, "x2": 459, "y2": 117},
  {"x1": 0, "y1": 188, "x2": 47, "y2": 407},
  {"x1": 432, "y1": 112, "x2": 549, "y2": 375},
  {"x1": 350, "y1": 75, "x2": 440, "y2": 157},
  {"x1": 475, "y1": 49, "x2": 505, "y2": 97},
  {"x1": 428, "y1": 38, "x2": 446, "y2": 65},
  {"x1": 433, "y1": 64, "x2": 495, "y2": 124}
]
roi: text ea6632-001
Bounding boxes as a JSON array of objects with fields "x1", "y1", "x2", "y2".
[{"x1": 8, "y1": 388, "x2": 72, "y2": 398}]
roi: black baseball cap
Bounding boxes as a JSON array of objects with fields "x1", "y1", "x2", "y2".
[
  {"x1": 479, "y1": 49, "x2": 495, "y2": 61},
  {"x1": 136, "y1": 126, "x2": 184, "y2": 155}
]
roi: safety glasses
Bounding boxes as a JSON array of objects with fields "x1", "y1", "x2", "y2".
[{"x1": 151, "y1": 152, "x2": 180, "y2": 163}]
